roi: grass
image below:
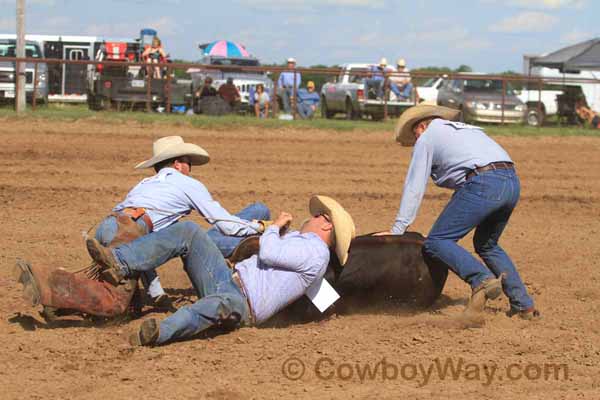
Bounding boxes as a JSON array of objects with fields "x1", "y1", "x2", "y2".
[{"x1": 1, "y1": 103, "x2": 599, "y2": 137}]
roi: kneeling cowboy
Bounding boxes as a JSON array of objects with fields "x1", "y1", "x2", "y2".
[{"x1": 14, "y1": 136, "x2": 271, "y2": 321}]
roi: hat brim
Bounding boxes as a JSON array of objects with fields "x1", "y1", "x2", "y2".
[
  {"x1": 309, "y1": 195, "x2": 356, "y2": 266},
  {"x1": 395, "y1": 104, "x2": 460, "y2": 146},
  {"x1": 135, "y1": 143, "x2": 210, "y2": 169}
]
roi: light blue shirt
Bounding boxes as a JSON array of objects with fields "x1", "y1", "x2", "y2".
[
  {"x1": 114, "y1": 168, "x2": 262, "y2": 235},
  {"x1": 235, "y1": 225, "x2": 330, "y2": 324},
  {"x1": 392, "y1": 119, "x2": 512, "y2": 234},
  {"x1": 277, "y1": 71, "x2": 302, "y2": 88},
  {"x1": 297, "y1": 88, "x2": 320, "y2": 105}
]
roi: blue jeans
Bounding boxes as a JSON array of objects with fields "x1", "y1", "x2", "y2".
[
  {"x1": 207, "y1": 202, "x2": 270, "y2": 257},
  {"x1": 111, "y1": 221, "x2": 250, "y2": 344},
  {"x1": 423, "y1": 169, "x2": 534, "y2": 311},
  {"x1": 399, "y1": 82, "x2": 413, "y2": 100},
  {"x1": 297, "y1": 103, "x2": 316, "y2": 119},
  {"x1": 94, "y1": 214, "x2": 164, "y2": 298},
  {"x1": 280, "y1": 87, "x2": 294, "y2": 113}
]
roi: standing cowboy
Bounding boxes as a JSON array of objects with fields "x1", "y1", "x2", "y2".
[
  {"x1": 14, "y1": 136, "x2": 270, "y2": 320},
  {"x1": 378, "y1": 104, "x2": 539, "y2": 319},
  {"x1": 85, "y1": 196, "x2": 355, "y2": 346}
]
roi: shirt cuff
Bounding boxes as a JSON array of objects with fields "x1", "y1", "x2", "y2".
[
  {"x1": 264, "y1": 225, "x2": 280, "y2": 235},
  {"x1": 391, "y1": 224, "x2": 407, "y2": 235}
]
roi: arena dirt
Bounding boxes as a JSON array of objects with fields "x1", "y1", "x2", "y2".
[{"x1": 1, "y1": 118, "x2": 599, "y2": 399}]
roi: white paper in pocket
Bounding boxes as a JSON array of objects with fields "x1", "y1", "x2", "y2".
[{"x1": 306, "y1": 278, "x2": 340, "y2": 313}]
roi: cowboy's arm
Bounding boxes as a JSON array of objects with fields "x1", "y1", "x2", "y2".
[
  {"x1": 184, "y1": 180, "x2": 262, "y2": 236},
  {"x1": 391, "y1": 140, "x2": 433, "y2": 234},
  {"x1": 259, "y1": 226, "x2": 327, "y2": 273}
]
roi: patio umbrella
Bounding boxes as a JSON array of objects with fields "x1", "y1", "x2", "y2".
[{"x1": 200, "y1": 40, "x2": 250, "y2": 57}]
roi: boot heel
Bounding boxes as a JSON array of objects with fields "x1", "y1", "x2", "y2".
[{"x1": 13, "y1": 260, "x2": 41, "y2": 307}]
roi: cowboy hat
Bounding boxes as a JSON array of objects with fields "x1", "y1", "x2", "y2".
[
  {"x1": 135, "y1": 136, "x2": 210, "y2": 169},
  {"x1": 309, "y1": 195, "x2": 356, "y2": 266},
  {"x1": 287, "y1": 57, "x2": 296, "y2": 63},
  {"x1": 395, "y1": 104, "x2": 460, "y2": 146},
  {"x1": 306, "y1": 81, "x2": 315, "y2": 89},
  {"x1": 396, "y1": 58, "x2": 406, "y2": 67},
  {"x1": 379, "y1": 57, "x2": 388, "y2": 66}
]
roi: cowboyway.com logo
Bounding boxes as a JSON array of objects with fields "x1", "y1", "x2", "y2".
[{"x1": 281, "y1": 356, "x2": 568, "y2": 386}]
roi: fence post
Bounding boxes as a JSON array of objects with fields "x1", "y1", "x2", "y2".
[
  {"x1": 32, "y1": 61, "x2": 38, "y2": 111},
  {"x1": 273, "y1": 80, "x2": 279, "y2": 118},
  {"x1": 537, "y1": 79, "x2": 542, "y2": 128},
  {"x1": 292, "y1": 68, "x2": 297, "y2": 119},
  {"x1": 146, "y1": 69, "x2": 152, "y2": 113},
  {"x1": 501, "y1": 78, "x2": 506, "y2": 125},
  {"x1": 383, "y1": 77, "x2": 389, "y2": 121},
  {"x1": 165, "y1": 66, "x2": 172, "y2": 114}
]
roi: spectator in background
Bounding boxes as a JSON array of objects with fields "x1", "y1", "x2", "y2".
[
  {"x1": 297, "y1": 81, "x2": 320, "y2": 119},
  {"x1": 218, "y1": 77, "x2": 241, "y2": 112},
  {"x1": 197, "y1": 76, "x2": 217, "y2": 98},
  {"x1": 254, "y1": 83, "x2": 270, "y2": 118},
  {"x1": 575, "y1": 98, "x2": 600, "y2": 128},
  {"x1": 366, "y1": 58, "x2": 401, "y2": 100},
  {"x1": 390, "y1": 58, "x2": 413, "y2": 100},
  {"x1": 277, "y1": 58, "x2": 302, "y2": 113},
  {"x1": 142, "y1": 37, "x2": 167, "y2": 79}
]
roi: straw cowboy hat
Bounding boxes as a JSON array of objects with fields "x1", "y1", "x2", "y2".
[
  {"x1": 396, "y1": 58, "x2": 406, "y2": 67},
  {"x1": 379, "y1": 57, "x2": 388, "y2": 66},
  {"x1": 395, "y1": 103, "x2": 460, "y2": 147},
  {"x1": 135, "y1": 136, "x2": 210, "y2": 169},
  {"x1": 309, "y1": 195, "x2": 356, "y2": 266},
  {"x1": 287, "y1": 57, "x2": 296, "y2": 63}
]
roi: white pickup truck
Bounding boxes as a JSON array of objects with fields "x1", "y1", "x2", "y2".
[
  {"x1": 320, "y1": 63, "x2": 416, "y2": 120},
  {"x1": 516, "y1": 89, "x2": 563, "y2": 126}
]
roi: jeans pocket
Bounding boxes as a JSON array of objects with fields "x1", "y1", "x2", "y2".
[{"x1": 466, "y1": 174, "x2": 506, "y2": 201}]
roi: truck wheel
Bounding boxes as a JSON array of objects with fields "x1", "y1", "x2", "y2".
[
  {"x1": 321, "y1": 97, "x2": 334, "y2": 119},
  {"x1": 526, "y1": 108, "x2": 544, "y2": 126}
]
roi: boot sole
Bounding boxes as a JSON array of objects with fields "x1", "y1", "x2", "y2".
[
  {"x1": 130, "y1": 318, "x2": 159, "y2": 346},
  {"x1": 86, "y1": 239, "x2": 124, "y2": 286},
  {"x1": 13, "y1": 260, "x2": 41, "y2": 307}
]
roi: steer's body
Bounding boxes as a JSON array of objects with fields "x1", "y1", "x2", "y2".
[{"x1": 230, "y1": 232, "x2": 448, "y2": 324}]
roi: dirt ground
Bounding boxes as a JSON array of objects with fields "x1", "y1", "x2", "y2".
[{"x1": 1, "y1": 117, "x2": 599, "y2": 400}]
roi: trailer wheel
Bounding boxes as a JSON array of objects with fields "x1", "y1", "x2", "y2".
[
  {"x1": 321, "y1": 97, "x2": 334, "y2": 119},
  {"x1": 526, "y1": 108, "x2": 544, "y2": 126}
]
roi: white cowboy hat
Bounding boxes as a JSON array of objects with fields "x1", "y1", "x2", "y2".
[
  {"x1": 396, "y1": 58, "x2": 406, "y2": 67},
  {"x1": 309, "y1": 195, "x2": 356, "y2": 266},
  {"x1": 287, "y1": 57, "x2": 296, "y2": 63},
  {"x1": 395, "y1": 104, "x2": 460, "y2": 146},
  {"x1": 135, "y1": 136, "x2": 210, "y2": 169},
  {"x1": 379, "y1": 57, "x2": 388, "y2": 66}
]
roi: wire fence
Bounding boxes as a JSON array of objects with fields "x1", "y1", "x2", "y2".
[{"x1": 3, "y1": 56, "x2": 600, "y2": 126}]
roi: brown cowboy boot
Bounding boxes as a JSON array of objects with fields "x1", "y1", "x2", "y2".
[
  {"x1": 464, "y1": 276, "x2": 503, "y2": 314},
  {"x1": 14, "y1": 260, "x2": 136, "y2": 319},
  {"x1": 85, "y1": 238, "x2": 126, "y2": 286}
]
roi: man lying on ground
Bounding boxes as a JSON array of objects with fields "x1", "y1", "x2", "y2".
[
  {"x1": 85, "y1": 195, "x2": 355, "y2": 346},
  {"x1": 14, "y1": 136, "x2": 270, "y2": 321}
]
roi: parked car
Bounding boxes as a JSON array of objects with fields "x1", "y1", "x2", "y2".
[
  {"x1": 320, "y1": 63, "x2": 416, "y2": 120},
  {"x1": 0, "y1": 39, "x2": 48, "y2": 104},
  {"x1": 437, "y1": 75, "x2": 525, "y2": 124},
  {"x1": 416, "y1": 75, "x2": 446, "y2": 104}
]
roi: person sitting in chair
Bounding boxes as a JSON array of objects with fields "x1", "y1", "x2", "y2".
[
  {"x1": 575, "y1": 98, "x2": 600, "y2": 128},
  {"x1": 142, "y1": 37, "x2": 167, "y2": 79}
]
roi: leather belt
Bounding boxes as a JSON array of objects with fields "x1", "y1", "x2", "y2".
[
  {"x1": 232, "y1": 271, "x2": 256, "y2": 325},
  {"x1": 122, "y1": 207, "x2": 154, "y2": 232},
  {"x1": 466, "y1": 162, "x2": 514, "y2": 181}
]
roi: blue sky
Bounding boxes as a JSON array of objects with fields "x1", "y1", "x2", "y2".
[{"x1": 0, "y1": 0, "x2": 597, "y2": 72}]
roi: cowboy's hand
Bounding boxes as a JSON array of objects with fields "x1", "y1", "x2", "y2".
[
  {"x1": 253, "y1": 219, "x2": 274, "y2": 233},
  {"x1": 273, "y1": 212, "x2": 293, "y2": 229}
]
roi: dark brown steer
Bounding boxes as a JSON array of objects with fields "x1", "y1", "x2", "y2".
[{"x1": 230, "y1": 232, "x2": 448, "y2": 324}]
